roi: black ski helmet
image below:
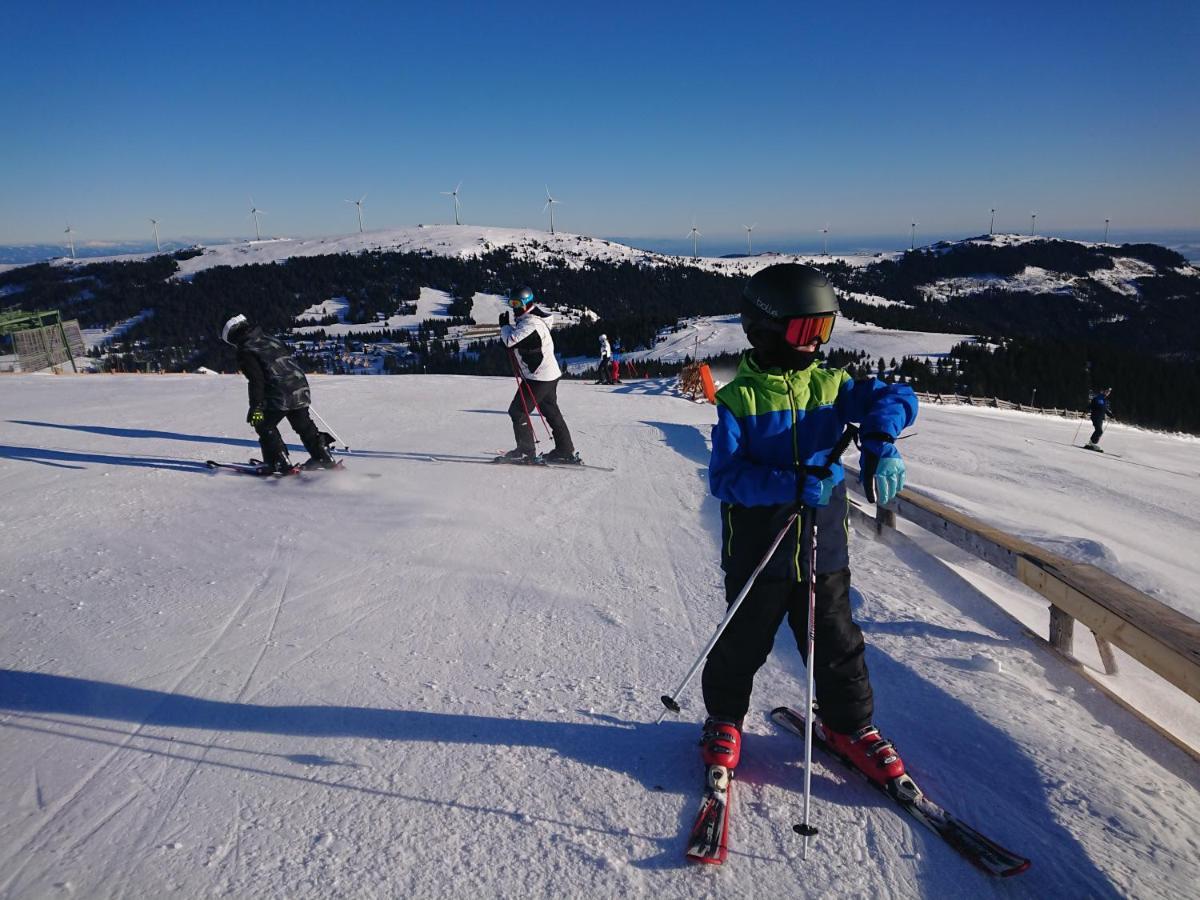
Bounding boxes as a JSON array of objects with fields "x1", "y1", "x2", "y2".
[
  {"x1": 509, "y1": 286, "x2": 535, "y2": 311},
  {"x1": 740, "y1": 264, "x2": 838, "y2": 339}
]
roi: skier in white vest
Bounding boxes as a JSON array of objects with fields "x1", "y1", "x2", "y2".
[
  {"x1": 597, "y1": 333, "x2": 613, "y2": 384},
  {"x1": 499, "y1": 286, "x2": 578, "y2": 463}
]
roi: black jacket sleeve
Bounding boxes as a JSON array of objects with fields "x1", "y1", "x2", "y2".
[{"x1": 238, "y1": 349, "x2": 267, "y2": 407}]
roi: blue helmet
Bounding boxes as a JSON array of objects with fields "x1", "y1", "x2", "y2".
[{"x1": 508, "y1": 286, "x2": 535, "y2": 312}]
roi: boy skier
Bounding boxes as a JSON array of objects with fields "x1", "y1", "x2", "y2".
[
  {"x1": 700, "y1": 263, "x2": 918, "y2": 786},
  {"x1": 220, "y1": 314, "x2": 337, "y2": 474},
  {"x1": 499, "y1": 286, "x2": 578, "y2": 463},
  {"x1": 1084, "y1": 387, "x2": 1113, "y2": 451}
]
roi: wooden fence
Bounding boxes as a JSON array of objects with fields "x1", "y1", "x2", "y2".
[
  {"x1": 846, "y1": 476, "x2": 1200, "y2": 754},
  {"x1": 913, "y1": 391, "x2": 1086, "y2": 420}
]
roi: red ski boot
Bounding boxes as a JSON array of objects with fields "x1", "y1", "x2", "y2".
[
  {"x1": 699, "y1": 718, "x2": 742, "y2": 770},
  {"x1": 819, "y1": 722, "x2": 905, "y2": 786}
]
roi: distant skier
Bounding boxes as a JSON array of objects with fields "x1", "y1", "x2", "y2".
[
  {"x1": 700, "y1": 263, "x2": 918, "y2": 786},
  {"x1": 1084, "y1": 387, "x2": 1114, "y2": 451},
  {"x1": 499, "y1": 287, "x2": 578, "y2": 463},
  {"x1": 220, "y1": 314, "x2": 337, "y2": 474},
  {"x1": 597, "y1": 333, "x2": 613, "y2": 384}
]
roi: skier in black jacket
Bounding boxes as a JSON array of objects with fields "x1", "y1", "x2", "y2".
[{"x1": 221, "y1": 314, "x2": 336, "y2": 473}]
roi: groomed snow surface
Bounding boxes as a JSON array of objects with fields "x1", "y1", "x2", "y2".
[{"x1": 1, "y1": 375, "x2": 1198, "y2": 899}]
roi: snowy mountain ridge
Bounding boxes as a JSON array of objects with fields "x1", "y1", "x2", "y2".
[{"x1": 39, "y1": 224, "x2": 888, "y2": 279}]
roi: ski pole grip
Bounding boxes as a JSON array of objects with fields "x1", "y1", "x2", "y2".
[{"x1": 826, "y1": 424, "x2": 858, "y2": 468}]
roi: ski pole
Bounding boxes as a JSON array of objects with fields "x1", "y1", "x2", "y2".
[
  {"x1": 793, "y1": 504, "x2": 820, "y2": 857},
  {"x1": 1072, "y1": 413, "x2": 1086, "y2": 445},
  {"x1": 505, "y1": 348, "x2": 544, "y2": 447},
  {"x1": 309, "y1": 406, "x2": 348, "y2": 453},
  {"x1": 656, "y1": 424, "x2": 858, "y2": 724},
  {"x1": 655, "y1": 508, "x2": 800, "y2": 725},
  {"x1": 506, "y1": 348, "x2": 553, "y2": 442}
]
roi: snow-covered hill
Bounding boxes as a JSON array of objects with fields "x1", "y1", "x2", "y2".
[
  {"x1": 1, "y1": 374, "x2": 1198, "y2": 898},
  {"x1": 45, "y1": 224, "x2": 888, "y2": 279},
  {"x1": 578, "y1": 313, "x2": 976, "y2": 374}
]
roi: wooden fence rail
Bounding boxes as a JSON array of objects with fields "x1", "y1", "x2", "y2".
[
  {"x1": 847, "y1": 476, "x2": 1200, "y2": 706},
  {"x1": 912, "y1": 391, "x2": 1086, "y2": 420}
]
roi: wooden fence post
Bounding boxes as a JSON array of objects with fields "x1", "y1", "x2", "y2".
[{"x1": 1049, "y1": 605, "x2": 1075, "y2": 656}]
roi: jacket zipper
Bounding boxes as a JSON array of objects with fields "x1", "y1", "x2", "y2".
[{"x1": 787, "y1": 378, "x2": 803, "y2": 581}]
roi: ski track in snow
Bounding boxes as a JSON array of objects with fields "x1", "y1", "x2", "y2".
[{"x1": 0, "y1": 374, "x2": 1197, "y2": 898}]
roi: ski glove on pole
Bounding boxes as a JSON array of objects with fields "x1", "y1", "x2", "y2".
[
  {"x1": 247, "y1": 406, "x2": 265, "y2": 427},
  {"x1": 859, "y1": 432, "x2": 905, "y2": 505}
]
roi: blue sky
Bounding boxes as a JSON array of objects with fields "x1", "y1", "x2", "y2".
[{"x1": 1, "y1": 0, "x2": 1197, "y2": 246}]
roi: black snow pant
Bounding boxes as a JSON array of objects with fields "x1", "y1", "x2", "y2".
[
  {"x1": 1089, "y1": 416, "x2": 1105, "y2": 445},
  {"x1": 701, "y1": 567, "x2": 874, "y2": 734},
  {"x1": 509, "y1": 378, "x2": 574, "y2": 457},
  {"x1": 255, "y1": 407, "x2": 328, "y2": 466}
]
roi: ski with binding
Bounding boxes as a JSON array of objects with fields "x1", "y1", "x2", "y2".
[
  {"x1": 770, "y1": 706, "x2": 1029, "y2": 877},
  {"x1": 685, "y1": 764, "x2": 733, "y2": 864}
]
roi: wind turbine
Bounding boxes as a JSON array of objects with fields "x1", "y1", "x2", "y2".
[
  {"x1": 441, "y1": 182, "x2": 462, "y2": 225},
  {"x1": 744, "y1": 223, "x2": 756, "y2": 255},
  {"x1": 150, "y1": 218, "x2": 161, "y2": 251},
  {"x1": 1030, "y1": 212, "x2": 1037, "y2": 236},
  {"x1": 345, "y1": 195, "x2": 367, "y2": 233},
  {"x1": 910, "y1": 221, "x2": 918, "y2": 250},
  {"x1": 821, "y1": 225, "x2": 829, "y2": 256},
  {"x1": 687, "y1": 220, "x2": 701, "y2": 259},
  {"x1": 989, "y1": 208, "x2": 995, "y2": 234},
  {"x1": 64, "y1": 223, "x2": 76, "y2": 260},
  {"x1": 248, "y1": 198, "x2": 266, "y2": 241},
  {"x1": 1103, "y1": 217, "x2": 1110, "y2": 242},
  {"x1": 544, "y1": 186, "x2": 560, "y2": 235}
]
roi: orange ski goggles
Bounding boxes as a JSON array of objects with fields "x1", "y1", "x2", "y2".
[{"x1": 782, "y1": 314, "x2": 837, "y2": 347}]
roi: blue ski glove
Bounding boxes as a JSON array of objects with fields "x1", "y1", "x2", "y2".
[
  {"x1": 799, "y1": 471, "x2": 834, "y2": 507},
  {"x1": 859, "y1": 432, "x2": 905, "y2": 505},
  {"x1": 871, "y1": 458, "x2": 905, "y2": 506}
]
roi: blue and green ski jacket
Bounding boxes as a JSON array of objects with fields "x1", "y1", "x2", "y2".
[{"x1": 710, "y1": 352, "x2": 918, "y2": 580}]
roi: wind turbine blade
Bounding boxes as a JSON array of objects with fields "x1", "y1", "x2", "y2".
[
  {"x1": 360, "y1": 194, "x2": 367, "y2": 204},
  {"x1": 455, "y1": 181, "x2": 462, "y2": 194}
]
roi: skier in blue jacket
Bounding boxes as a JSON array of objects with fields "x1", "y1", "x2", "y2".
[
  {"x1": 1085, "y1": 388, "x2": 1114, "y2": 451},
  {"x1": 699, "y1": 264, "x2": 918, "y2": 786}
]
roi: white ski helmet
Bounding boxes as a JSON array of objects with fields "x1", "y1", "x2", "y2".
[
  {"x1": 221, "y1": 313, "x2": 248, "y2": 345},
  {"x1": 599, "y1": 333, "x2": 607, "y2": 340}
]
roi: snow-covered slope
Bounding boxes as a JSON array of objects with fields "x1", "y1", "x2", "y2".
[{"x1": 1, "y1": 375, "x2": 1197, "y2": 898}]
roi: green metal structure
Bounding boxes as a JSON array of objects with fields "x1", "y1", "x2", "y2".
[{"x1": 0, "y1": 309, "x2": 85, "y2": 373}]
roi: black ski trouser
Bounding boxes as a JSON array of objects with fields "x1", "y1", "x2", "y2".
[
  {"x1": 1090, "y1": 416, "x2": 1105, "y2": 445},
  {"x1": 508, "y1": 378, "x2": 574, "y2": 456},
  {"x1": 701, "y1": 567, "x2": 874, "y2": 733},
  {"x1": 255, "y1": 407, "x2": 328, "y2": 465}
]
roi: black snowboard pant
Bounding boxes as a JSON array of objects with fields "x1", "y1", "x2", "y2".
[
  {"x1": 701, "y1": 567, "x2": 874, "y2": 734},
  {"x1": 509, "y1": 378, "x2": 574, "y2": 456},
  {"x1": 1089, "y1": 416, "x2": 1105, "y2": 445},
  {"x1": 255, "y1": 407, "x2": 328, "y2": 466}
]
